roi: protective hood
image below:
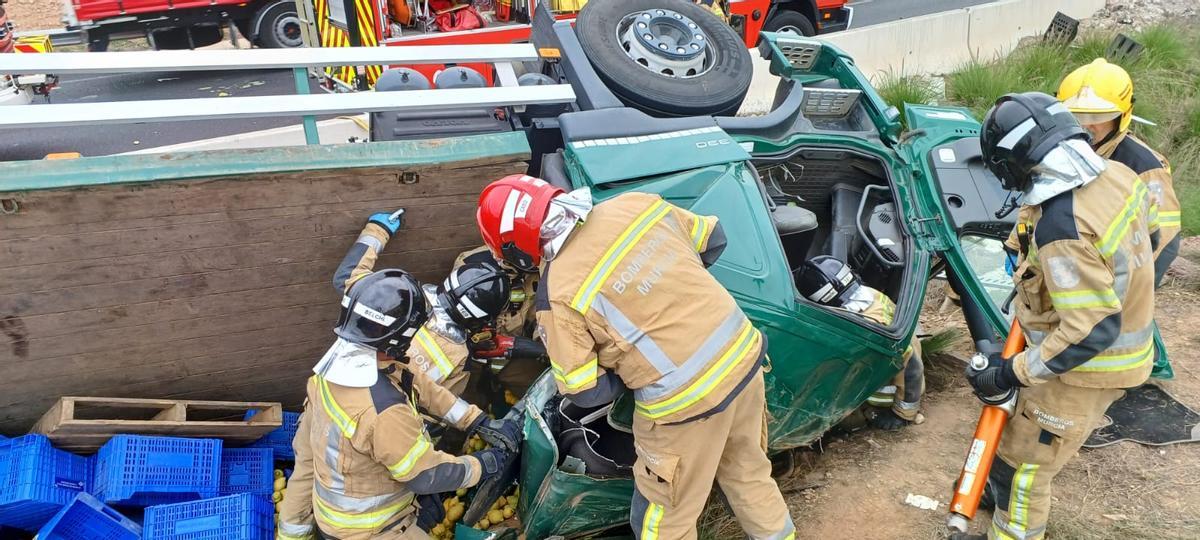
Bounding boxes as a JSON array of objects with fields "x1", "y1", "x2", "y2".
[
  {"x1": 841, "y1": 284, "x2": 875, "y2": 314},
  {"x1": 541, "y1": 188, "x2": 593, "y2": 263},
  {"x1": 422, "y1": 284, "x2": 466, "y2": 344},
  {"x1": 1023, "y1": 138, "x2": 1107, "y2": 206},
  {"x1": 313, "y1": 338, "x2": 379, "y2": 387}
]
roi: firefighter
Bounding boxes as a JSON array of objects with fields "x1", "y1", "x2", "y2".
[
  {"x1": 795, "y1": 256, "x2": 924, "y2": 431},
  {"x1": 276, "y1": 212, "x2": 521, "y2": 540},
  {"x1": 1057, "y1": 58, "x2": 1177, "y2": 378},
  {"x1": 960, "y1": 92, "x2": 1156, "y2": 540},
  {"x1": 451, "y1": 246, "x2": 549, "y2": 398},
  {"x1": 333, "y1": 212, "x2": 513, "y2": 397},
  {"x1": 476, "y1": 175, "x2": 795, "y2": 540}
]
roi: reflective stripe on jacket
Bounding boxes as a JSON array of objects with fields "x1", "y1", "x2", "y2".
[
  {"x1": 1005, "y1": 162, "x2": 1157, "y2": 389},
  {"x1": 1097, "y1": 131, "x2": 1180, "y2": 257},
  {"x1": 537, "y1": 192, "x2": 761, "y2": 424}
]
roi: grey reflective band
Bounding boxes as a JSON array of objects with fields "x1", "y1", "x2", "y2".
[
  {"x1": 278, "y1": 520, "x2": 314, "y2": 537},
  {"x1": 896, "y1": 400, "x2": 921, "y2": 410},
  {"x1": 1112, "y1": 249, "x2": 1131, "y2": 299},
  {"x1": 634, "y1": 310, "x2": 746, "y2": 402},
  {"x1": 997, "y1": 118, "x2": 1037, "y2": 150},
  {"x1": 458, "y1": 295, "x2": 488, "y2": 318},
  {"x1": 324, "y1": 424, "x2": 346, "y2": 491},
  {"x1": 592, "y1": 294, "x2": 676, "y2": 377},
  {"x1": 1023, "y1": 345, "x2": 1057, "y2": 381},
  {"x1": 443, "y1": 399, "x2": 471, "y2": 425},
  {"x1": 1110, "y1": 324, "x2": 1153, "y2": 350},
  {"x1": 356, "y1": 234, "x2": 384, "y2": 253},
  {"x1": 1046, "y1": 102, "x2": 1069, "y2": 116},
  {"x1": 753, "y1": 519, "x2": 796, "y2": 540},
  {"x1": 314, "y1": 482, "x2": 413, "y2": 513}
]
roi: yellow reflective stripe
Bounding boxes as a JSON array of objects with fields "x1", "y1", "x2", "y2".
[
  {"x1": 690, "y1": 216, "x2": 708, "y2": 252},
  {"x1": 415, "y1": 327, "x2": 454, "y2": 381},
  {"x1": 388, "y1": 436, "x2": 431, "y2": 479},
  {"x1": 551, "y1": 358, "x2": 599, "y2": 391},
  {"x1": 641, "y1": 502, "x2": 664, "y2": 540},
  {"x1": 571, "y1": 200, "x2": 671, "y2": 313},
  {"x1": 1159, "y1": 210, "x2": 1181, "y2": 227},
  {"x1": 1096, "y1": 181, "x2": 1148, "y2": 258},
  {"x1": 313, "y1": 493, "x2": 412, "y2": 530},
  {"x1": 1075, "y1": 339, "x2": 1154, "y2": 372},
  {"x1": 1048, "y1": 289, "x2": 1120, "y2": 310},
  {"x1": 637, "y1": 324, "x2": 759, "y2": 419},
  {"x1": 1007, "y1": 464, "x2": 1039, "y2": 536},
  {"x1": 316, "y1": 376, "x2": 357, "y2": 438}
]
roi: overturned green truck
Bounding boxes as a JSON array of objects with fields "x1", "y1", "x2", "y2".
[{"x1": 0, "y1": 1, "x2": 1019, "y2": 538}]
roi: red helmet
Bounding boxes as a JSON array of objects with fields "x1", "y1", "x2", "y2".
[{"x1": 477, "y1": 174, "x2": 564, "y2": 272}]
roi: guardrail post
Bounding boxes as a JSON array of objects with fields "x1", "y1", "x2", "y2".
[{"x1": 292, "y1": 67, "x2": 320, "y2": 145}]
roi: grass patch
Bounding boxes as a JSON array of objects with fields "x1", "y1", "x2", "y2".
[
  {"x1": 942, "y1": 22, "x2": 1200, "y2": 236},
  {"x1": 874, "y1": 70, "x2": 938, "y2": 126}
]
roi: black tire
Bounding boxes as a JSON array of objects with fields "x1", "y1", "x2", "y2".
[
  {"x1": 255, "y1": 1, "x2": 304, "y2": 48},
  {"x1": 575, "y1": 0, "x2": 753, "y2": 117},
  {"x1": 86, "y1": 32, "x2": 109, "y2": 52},
  {"x1": 233, "y1": 18, "x2": 254, "y2": 43},
  {"x1": 149, "y1": 25, "x2": 222, "y2": 50},
  {"x1": 763, "y1": 8, "x2": 815, "y2": 37}
]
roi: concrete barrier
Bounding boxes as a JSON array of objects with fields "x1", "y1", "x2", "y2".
[{"x1": 738, "y1": 0, "x2": 1106, "y2": 115}]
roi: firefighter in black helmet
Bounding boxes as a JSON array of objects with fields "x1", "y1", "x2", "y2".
[
  {"x1": 956, "y1": 92, "x2": 1157, "y2": 540},
  {"x1": 795, "y1": 256, "x2": 925, "y2": 430}
]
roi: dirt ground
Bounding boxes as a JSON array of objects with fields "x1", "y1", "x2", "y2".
[
  {"x1": 5, "y1": 0, "x2": 62, "y2": 31},
  {"x1": 745, "y1": 237, "x2": 1200, "y2": 540}
]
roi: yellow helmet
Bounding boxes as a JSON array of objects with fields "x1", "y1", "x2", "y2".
[{"x1": 1056, "y1": 58, "x2": 1134, "y2": 132}]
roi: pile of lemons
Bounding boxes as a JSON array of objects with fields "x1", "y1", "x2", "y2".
[
  {"x1": 429, "y1": 486, "x2": 520, "y2": 539},
  {"x1": 272, "y1": 469, "x2": 288, "y2": 524}
]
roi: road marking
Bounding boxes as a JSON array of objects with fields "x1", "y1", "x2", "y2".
[
  {"x1": 59, "y1": 74, "x2": 125, "y2": 85},
  {"x1": 848, "y1": 0, "x2": 874, "y2": 5}
]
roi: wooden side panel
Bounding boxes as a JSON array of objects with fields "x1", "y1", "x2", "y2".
[{"x1": 0, "y1": 152, "x2": 527, "y2": 434}]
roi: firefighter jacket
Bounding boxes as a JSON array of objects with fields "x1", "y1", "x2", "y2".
[
  {"x1": 304, "y1": 360, "x2": 484, "y2": 538},
  {"x1": 536, "y1": 192, "x2": 764, "y2": 425},
  {"x1": 276, "y1": 411, "x2": 316, "y2": 540},
  {"x1": 454, "y1": 246, "x2": 539, "y2": 337},
  {"x1": 334, "y1": 222, "x2": 471, "y2": 394},
  {"x1": 1096, "y1": 131, "x2": 1180, "y2": 257},
  {"x1": 1004, "y1": 162, "x2": 1157, "y2": 389}
]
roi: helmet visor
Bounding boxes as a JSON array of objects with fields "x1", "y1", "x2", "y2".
[{"x1": 1071, "y1": 110, "x2": 1122, "y2": 126}]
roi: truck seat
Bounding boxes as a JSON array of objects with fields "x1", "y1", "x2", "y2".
[{"x1": 539, "y1": 151, "x2": 574, "y2": 192}]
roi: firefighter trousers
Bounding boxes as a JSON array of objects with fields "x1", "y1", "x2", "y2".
[
  {"x1": 630, "y1": 371, "x2": 794, "y2": 540},
  {"x1": 277, "y1": 411, "x2": 315, "y2": 540},
  {"x1": 987, "y1": 378, "x2": 1124, "y2": 540},
  {"x1": 866, "y1": 338, "x2": 924, "y2": 421}
]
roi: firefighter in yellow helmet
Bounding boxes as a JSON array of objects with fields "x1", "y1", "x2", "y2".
[
  {"x1": 1057, "y1": 57, "x2": 1177, "y2": 379},
  {"x1": 955, "y1": 92, "x2": 1157, "y2": 540},
  {"x1": 476, "y1": 175, "x2": 795, "y2": 540}
]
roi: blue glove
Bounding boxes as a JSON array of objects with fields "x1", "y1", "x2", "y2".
[
  {"x1": 415, "y1": 493, "x2": 444, "y2": 532},
  {"x1": 469, "y1": 416, "x2": 523, "y2": 452},
  {"x1": 1004, "y1": 251, "x2": 1018, "y2": 277},
  {"x1": 368, "y1": 210, "x2": 404, "y2": 237},
  {"x1": 472, "y1": 447, "x2": 511, "y2": 482}
]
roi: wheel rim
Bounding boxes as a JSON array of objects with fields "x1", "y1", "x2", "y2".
[
  {"x1": 617, "y1": 8, "x2": 714, "y2": 79},
  {"x1": 776, "y1": 24, "x2": 803, "y2": 35},
  {"x1": 273, "y1": 13, "x2": 304, "y2": 47}
]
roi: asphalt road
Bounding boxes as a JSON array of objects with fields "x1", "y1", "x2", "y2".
[{"x1": 2, "y1": 0, "x2": 994, "y2": 160}]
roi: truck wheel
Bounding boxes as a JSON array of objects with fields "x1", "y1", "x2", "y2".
[
  {"x1": 255, "y1": 1, "x2": 304, "y2": 48},
  {"x1": 763, "y1": 9, "x2": 815, "y2": 37},
  {"x1": 575, "y1": 0, "x2": 752, "y2": 117},
  {"x1": 234, "y1": 18, "x2": 254, "y2": 43},
  {"x1": 86, "y1": 32, "x2": 109, "y2": 52}
]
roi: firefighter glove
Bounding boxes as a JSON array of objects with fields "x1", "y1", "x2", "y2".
[
  {"x1": 368, "y1": 209, "x2": 404, "y2": 237},
  {"x1": 1004, "y1": 251, "x2": 1018, "y2": 277},
  {"x1": 472, "y1": 447, "x2": 511, "y2": 482},
  {"x1": 469, "y1": 416, "x2": 522, "y2": 452},
  {"x1": 507, "y1": 336, "x2": 547, "y2": 361},
  {"x1": 965, "y1": 353, "x2": 1022, "y2": 399},
  {"x1": 415, "y1": 493, "x2": 445, "y2": 532}
]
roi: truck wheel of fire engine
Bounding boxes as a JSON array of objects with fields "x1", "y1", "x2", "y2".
[
  {"x1": 255, "y1": 1, "x2": 304, "y2": 48},
  {"x1": 575, "y1": 0, "x2": 752, "y2": 117},
  {"x1": 762, "y1": 9, "x2": 815, "y2": 37}
]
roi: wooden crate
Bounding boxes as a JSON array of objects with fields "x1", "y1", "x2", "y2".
[{"x1": 31, "y1": 396, "x2": 283, "y2": 453}]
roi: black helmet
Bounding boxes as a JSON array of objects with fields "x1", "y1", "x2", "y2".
[
  {"x1": 335, "y1": 269, "x2": 430, "y2": 356},
  {"x1": 980, "y1": 92, "x2": 1089, "y2": 192},
  {"x1": 795, "y1": 256, "x2": 862, "y2": 306},
  {"x1": 437, "y1": 262, "x2": 511, "y2": 333}
]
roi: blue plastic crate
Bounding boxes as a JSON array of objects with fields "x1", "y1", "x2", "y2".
[
  {"x1": 244, "y1": 411, "x2": 300, "y2": 461},
  {"x1": 0, "y1": 435, "x2": 93, "y2": 531},
  {"x1": 36, "y1": 492, "x2": 142, "y2": 540},
  {"x1": 92, "y1": 436, "x2": 221, "y2": 507},
  {"x1": 218, "y1": 449, "x2": 272, "y2": 497},
  {"x1": 143, "y1": 493, "x2": 272, "y2": 540}
]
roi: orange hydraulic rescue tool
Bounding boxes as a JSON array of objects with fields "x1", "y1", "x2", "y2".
[{"x1": 946, "y1": 319, "x2": 1026, "y2": 533}]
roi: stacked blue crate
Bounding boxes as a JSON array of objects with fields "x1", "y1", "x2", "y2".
[
  {"x1": 92, "y1": 435, "x2": 221, "y2": 506},
  {"x1": 143, "y1": 493, "x2": 273, "y2": 540},
  {"x1": 218, "y1": 448, "x2": 273, "y2": 498},
  {"x1": 0, "y1": 434, "x2": 93, "y2": 531},
  {"x1": 245, "y1": 411, "x2": 300, "y2": 461},
  {"x1": 36, "y1": 492, "x2": 142, "y2": 540}
]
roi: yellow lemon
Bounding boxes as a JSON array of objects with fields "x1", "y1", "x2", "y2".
[{"x1": 487, "y1": 509, "x2": 503, "y2": 524}]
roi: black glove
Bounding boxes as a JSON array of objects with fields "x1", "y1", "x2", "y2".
[
  {"x1": 415, "y1": 493, "x2": 444, "y2": 532},
  {"x1": 966, "y1": 353, "x2": 1022, "y2": 399},
  {"x1": 472, "y1": 447, "x2": 511, "y2": 483},
  {"x1": 469, "y1": 415, "x2": 523, "y2": 452},
  {"x1": 868, "y1": 409, "x2": 911, "y2": 431},
  {"x1": 507, "y1": 336, "x2": 547, "y2": 361}
]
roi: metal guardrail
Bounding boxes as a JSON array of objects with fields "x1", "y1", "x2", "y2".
[
  {"x1": 0, "y1": 45, "x2": 576, "y2": 142},
  {"x1": 14, "y1": 28, "x2": 84, "y2": 47}
]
